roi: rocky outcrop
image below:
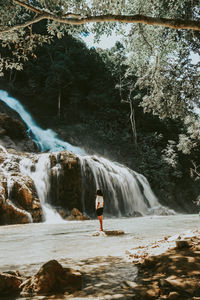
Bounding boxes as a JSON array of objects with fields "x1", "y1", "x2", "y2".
[
  {"x1": 20, "y1": 260, "x2": 82, "y2": 296},
  {"x1": 0, "y1": 148, "x2": 43, "y2": 225},
  {"x1": 0, "y1": 271, "x2": 23, "y2": 296},
  {"x1": 0, "y1": 112, "x2": 38, "y2": 152},
  {"x1": 10, "y1": 176, "x2": 43, "y2": 223},
  {"x1": 49, "y1": 151, "x2": 83, "y2": 212},
  {"x1": 0, "y1": 148, "x2": 87, "y2": 225},
  {"x1": 0, "y1": 260, "x2": 82, "y2": 297}
]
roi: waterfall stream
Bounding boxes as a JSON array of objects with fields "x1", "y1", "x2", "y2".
[
  {"x1": 79, "y1": 155, "x2": 160, "y2": 217},
  {"x1": 19, "y1": 154, "x2": 64, "y2": 223},
  {"x1": 0, "y1": 90, "x2": 170, "y2": 221},
  {"x1": 0, "y1": 90, "x2": 85, "y2": 155}
]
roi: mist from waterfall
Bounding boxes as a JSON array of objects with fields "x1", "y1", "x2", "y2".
[
  {"x1": 0, "y1": 90, "x2": 172, "y2": 218},
  {"x1": 0, "y1": 90, "x2": 85, "y2": 155}
]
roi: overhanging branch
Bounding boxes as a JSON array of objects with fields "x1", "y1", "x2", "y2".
[{"x1": 1, "y1": 1, "x2": 200, "y2": 35}]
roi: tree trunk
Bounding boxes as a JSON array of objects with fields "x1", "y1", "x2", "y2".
[
  {"x1": 129, "y1": 99, "x2": 137, "y2": 148},
  {"x1": 57, "y1": 91, "x2": 61, "y2": 120}
]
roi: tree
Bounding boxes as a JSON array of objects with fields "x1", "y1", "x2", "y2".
[
  {"x1": 1, "y1": 0, "x2": 200, "y2": 34},
  {"x1": 0, "y1": 1, "x2": 199, "y2": 71},
  {"x1": 1, "y1": 0, "x2": 200, "y2": 152}
]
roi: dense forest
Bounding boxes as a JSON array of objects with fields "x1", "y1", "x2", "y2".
[{"x1": 0, "y1": 24, "x2": 200, "y2": 213}]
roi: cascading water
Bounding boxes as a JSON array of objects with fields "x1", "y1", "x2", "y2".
[
  {"x1": 0, "y1": 90, "x2": 85, "y2": 155},
  {"x1": 19, "y1": 154, "x2": 64, "y2": 223},
  {"x1": 0, "y1": 89, "x2": 171, "y2": 219},
  {"x1": 79, "y1": 155, "x2": 161, "y2": 217}
]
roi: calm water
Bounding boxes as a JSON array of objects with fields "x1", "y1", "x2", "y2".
[{"x1": 0, "y1": 214, "x2": 199, "y2": 273}]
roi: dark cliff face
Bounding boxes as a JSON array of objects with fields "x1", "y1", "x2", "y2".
[
  {"x1": 49, "y1": 152, "x2": 83, "y2": 213},
  {"x1": 0, "y1": 103, "x2": 38, "y2": 152}
]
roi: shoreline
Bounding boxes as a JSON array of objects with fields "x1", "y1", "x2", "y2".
[{"x1": 1, "y1": 228, "x2": 200, "y2": 299}]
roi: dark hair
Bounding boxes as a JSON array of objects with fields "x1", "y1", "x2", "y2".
[{"x1": 96, "y1": 189, "x2": 103, "y2": 196}]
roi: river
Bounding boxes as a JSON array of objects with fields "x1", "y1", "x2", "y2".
[
  {"x1": 1, "y1": 214, "x2": 199, "y2": 270},
  {"x1": 1, "y1": 214, "x2": 199, "y2": 299}
]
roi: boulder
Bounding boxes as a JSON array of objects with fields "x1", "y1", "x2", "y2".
[
  {"x1": 0, "y1": 113, "x2": 38, "y2": 152},
  {"x1": 175, "y1": 240, "x2": 191, "y2": 249},
  {"x1": 67, "y1": 208, "x2": 89, "y2": 220},
  {"x1": 0, "y1": 272, "x2": 23, "y2": 296},
  {"x1": 10, "y1": 177, "x2": 43, "y2": 223},
  {"x1": 20, "y1": 260, "x2": 82, "y2": 296},
  {"x1": 0, "y1": 199, "x2": 31, "y2": 225}
]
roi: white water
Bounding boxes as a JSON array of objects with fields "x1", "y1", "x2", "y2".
[
  {"x1": 79, "y1": 155, "x2": 169, "y2": 216},
  {"x1": 0, "y1": 90, "x2": 172, "y2": 220},
  {"x1": 0, "y1": 90, "x2": 85, "y2": 154},
  {"x1": 19, "y1": 154, "x2": 64, "y2": 223}
]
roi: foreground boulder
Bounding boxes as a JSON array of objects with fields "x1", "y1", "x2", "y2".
[
  {"x1": 0, "y1": 271, "x2": 23, "y2": 296},
  {"x1": 20, "y1": 260, "x2": 82, "y2": 296}
]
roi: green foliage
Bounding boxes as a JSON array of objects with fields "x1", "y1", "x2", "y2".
[{"x1": 1, "y1": 5, "x2": 200, "y2": 210}]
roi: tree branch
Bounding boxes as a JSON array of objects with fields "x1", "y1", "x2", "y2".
[
  {"x1": 1, "y1": 1, "x2": 200, "y2": 35},
  {"x1": 13, "y1": 0, "x2": 43, "y2": 15},
  {"x1": 13, "y1": 0, "x2": 82, "y2": 18}
]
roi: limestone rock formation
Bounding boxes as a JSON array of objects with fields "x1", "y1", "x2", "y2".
[
  {"x1": 0, "y1": 148, "x2": 86, "y2": 225},
  {"x1": 20, "y1": 260, "x2": 82, "y2": 296},
  {"x1": 0, "y1": 148, "x2": 43, "y2": 225}
]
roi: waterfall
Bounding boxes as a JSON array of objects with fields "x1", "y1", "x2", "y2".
[
  {"x1": 79, "y1": 155, "x2": 160, "y2": 217},
  {"x1": 0, "y1": 89, "x2": 171, "y2": 219},
  {"x1": 0, "y1": 90, "x2": 85, "y2": 155},
  {"x1": 19, "y1": 154, "x2": 64, "y2": 223}
]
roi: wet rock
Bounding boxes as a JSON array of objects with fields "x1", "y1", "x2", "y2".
[
  {"x1": 0, "y1": 113, "x2": 38, "y2": 152},
  {"x1": 0, "y1": 199, "x2": 31, "y2": 225},
  {"x1": 175, "y1": 240, "x2": 191, "y2": 249},
  {"x1": 0, "y1": 152, "x2": 43, "y2": 225},
  {"x1": 167, "y1": 234, "x2": 181, "y2": 242},
  {"x1": 67, "y1": 208, "x2": 89, "y2": 220},
  {"x1": 0, "y1": 272, "x2": 23, "y2": 295},
  {"x1": 49, "y1": 152, "x2": 82, "y2": 212},
  {"x1": 20, "y1": 260, "x2": 82, "y2": 296},
  {"x1": 104, "y1": 230, "x2": 125, "y2": 236},
  {"x1": 10, "y1": 177, "x2": 43, "y2": 222},
  {"x1": 167, "y1": 291, "x2": 180, "y2": 299}
]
